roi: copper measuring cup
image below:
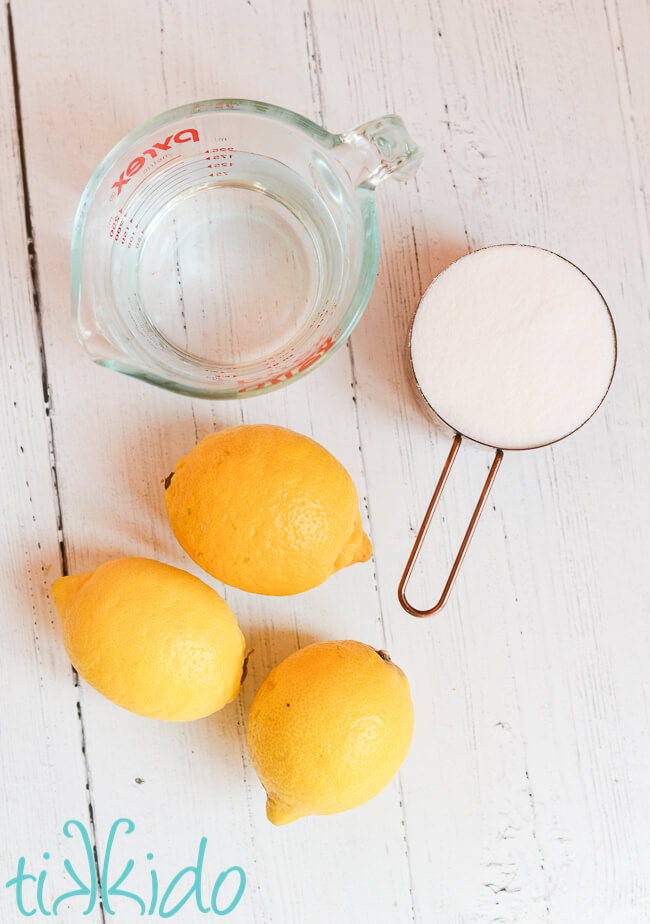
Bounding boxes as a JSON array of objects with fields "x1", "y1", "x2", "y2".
[{"x1": 398, "y1": 245, "x2": 618, "y2": 618}]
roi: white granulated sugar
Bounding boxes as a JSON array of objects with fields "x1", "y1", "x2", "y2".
[{"x1": 410, "y1": 245, "x2": 616, "y2": 450}]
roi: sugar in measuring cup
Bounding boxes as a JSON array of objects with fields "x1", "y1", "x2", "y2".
[
  {"x1": 399, "y1": 244, "x2": 617, "y2": 617},
  {"x1": 72, "y1": 99, "x2": 422, "y2": 398}
]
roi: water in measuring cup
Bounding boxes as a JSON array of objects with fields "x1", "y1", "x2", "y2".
[{"x1": 125, "y1": 152, "x2": 346, "y2": 367}]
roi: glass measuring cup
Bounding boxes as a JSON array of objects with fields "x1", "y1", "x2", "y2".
[
  {"x1": 398, "y1": 244, "x2": 617, "y2": 617},
  {"x1": 71, "y1": 99, "x2": 422, "y2": 398}
]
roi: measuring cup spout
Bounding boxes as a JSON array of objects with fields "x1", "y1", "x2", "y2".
[{"x1": 335, "y1": 115, "x2": 423, "y2": 188}]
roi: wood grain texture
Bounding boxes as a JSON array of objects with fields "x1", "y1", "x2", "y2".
[
  {"x1": 1, "y1": 0, "x2": 649, "y2": 921},
  {"x1": 0, "y1": 9, "x2": 103, "y2": 920},
  {"x1": 7, "y1": 1, "x2": 414, "y2": 921}
]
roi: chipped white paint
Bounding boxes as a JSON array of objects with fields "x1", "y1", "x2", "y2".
[{"x1": 1, "y1": 0, "x2": 649, "y2": 921}]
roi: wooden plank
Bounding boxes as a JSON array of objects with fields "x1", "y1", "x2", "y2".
[
  {"x1": 311, "y1": 0, "x2": 650, "y2": 921},
  {"x1": 9, "y1": 0, "x2": 416, "y2": 920},
  {"x1": 0, "y1": 9, "x2": 103, "y2": 921}
]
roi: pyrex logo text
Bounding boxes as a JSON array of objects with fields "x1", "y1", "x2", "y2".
[{"x1": 112, "y1": 128, "x2": 200, "y2": 194}]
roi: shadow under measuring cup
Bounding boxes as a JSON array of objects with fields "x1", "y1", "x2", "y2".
[{"x1": 398, "y1": 244, "x2": 617, "y2": 617}]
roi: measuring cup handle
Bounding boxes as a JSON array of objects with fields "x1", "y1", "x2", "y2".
[
  {"x1": 398, "y1": 435, "x2": 503, "y2": 617},
  {"x1": 336, "y1": 115, "x2": 423, "y2": 187}
]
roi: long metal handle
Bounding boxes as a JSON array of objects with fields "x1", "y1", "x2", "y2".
[{"x1": 398, "y1": 434, "x2": 503, "y2": 617}]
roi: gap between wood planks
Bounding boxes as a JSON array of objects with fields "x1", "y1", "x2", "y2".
[
  {"x1": 601, "y1": 0, "x2": 650, "y2": 291},
  {"x1": 6, "y1": 4, "x2": 106, "y2": 921},
  {"x1": 302, "y1": 6, "x2": 418, "y2": 921}
]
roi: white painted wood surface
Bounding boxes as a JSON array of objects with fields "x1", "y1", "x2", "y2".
[{"x1": 1, "y1": 0, "x2": 649, "y2": 921}]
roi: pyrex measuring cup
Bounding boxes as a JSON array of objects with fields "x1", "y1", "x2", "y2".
[
  {"x1": 71, "y1": 99, "x2": 422, "y2": 398},
  {"x1": 398, "y1": 244, "x2": 617, "y2": 617}
]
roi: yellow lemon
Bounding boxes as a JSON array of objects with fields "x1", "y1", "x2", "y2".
[
  {"x1": 246, "y1": 640, "x2": 414, "y2": 824},
  {"x1": 164, "y1": 425, "x2": 372, "y2": 596},
  {"x1": 50, "y1": 557, "x2": 246, "y2": 721}
]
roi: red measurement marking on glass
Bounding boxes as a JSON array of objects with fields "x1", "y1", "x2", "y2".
[
  {"x1": 205, "y1": 143, "x2": 234, "y2": 177},
  {"x1": 108, "y1": 157, "x2": 202, "y2": 243},
  {"x1": 237, "y1": 336, "x2": 337, "y2": 393}
]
